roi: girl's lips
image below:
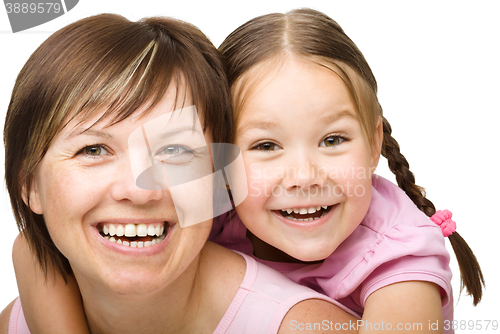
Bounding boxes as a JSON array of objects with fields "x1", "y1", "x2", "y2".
[{"x1": 272, "y1": 204, "x2": 339, "y2": 230}]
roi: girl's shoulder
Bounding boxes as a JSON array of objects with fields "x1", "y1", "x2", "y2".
[{"x1": 362, "y1": 175, "x2": 438, "y2": 232}]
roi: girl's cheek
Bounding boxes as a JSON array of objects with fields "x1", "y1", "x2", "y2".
[{"x1": 245, "y1": 162, "x2": 280, "y2": 198}]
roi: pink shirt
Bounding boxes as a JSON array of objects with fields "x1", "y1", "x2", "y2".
[
  {"x1": 10, "y1": 252, "x2": 359, "y2": 334},
  {"x1": 210, "y1": 175, "x2": 454, "y2": 332}
]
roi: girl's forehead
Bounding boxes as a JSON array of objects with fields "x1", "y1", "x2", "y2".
[{"x1": 237, "y1": 57, "x2": 356, "y2": 117}]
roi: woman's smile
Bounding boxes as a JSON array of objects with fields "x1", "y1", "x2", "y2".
[{"x1": 26, "y1": 89, "x2": 213, "y2": 293}]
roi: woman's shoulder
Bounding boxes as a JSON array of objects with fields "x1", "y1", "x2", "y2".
[
  {"x1": 0, "y1": 298, "x2": 17, "y2": 334},
  {"x1": 199, "y1": 242, "x2": 246, "y2": 296},
  {"x1": 202, "y1": 241, "x2": 247, "y2": 273}
]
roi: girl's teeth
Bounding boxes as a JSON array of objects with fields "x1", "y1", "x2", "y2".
[{"x1": 280, "y1": 205, "x2": 332, "y2": 221}]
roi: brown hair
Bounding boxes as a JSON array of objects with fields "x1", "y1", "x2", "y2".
[
  {"x1": 4, "y1": 13, "x2": 232, "y2": 278},
  {"x1": 219, "y1": 8, "x2": 484, "y2": 305}
]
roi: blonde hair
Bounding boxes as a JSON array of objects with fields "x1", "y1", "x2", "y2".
[
  {"x1": 4, "y1": 14, "x2": 232, "y2": 277},
  {"x1": 219, "y1": 7, "x2": 484, "y2": 305}
]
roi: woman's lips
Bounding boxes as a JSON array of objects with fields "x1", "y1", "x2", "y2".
[
  {"x1": 99, "y1": 222, "x2": 166, "y2": 248},
  {"x1": 95, "y1": 221, "x2": 172, "y2": 250}
]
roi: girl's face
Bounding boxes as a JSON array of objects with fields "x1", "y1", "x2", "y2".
[
  {"x1": 26, "y1": 86, "x2": 213, "y2": 295},
  {"x1": 234, "y1": 57, "x2": 382, "y2": 262}
]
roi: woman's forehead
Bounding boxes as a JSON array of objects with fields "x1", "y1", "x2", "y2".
[
  {"x1": 64, "y1": 78, "x2": 196, "y2": 130},
  {"x1": 63, "y1": 103, "x2": 202, "y2": 142}
]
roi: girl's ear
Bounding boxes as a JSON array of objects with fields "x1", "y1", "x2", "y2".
[
  {"x1": 22, "y1": 178, "x2": 43, "y2": 215},
  {"x1": 370, "y1": 116, "x2": 384, "y2": 172}
]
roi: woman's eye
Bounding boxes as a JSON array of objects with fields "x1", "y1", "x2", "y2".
[
  {"x1": 320, "y1": 136, "x2": 345, "y2": 147},
  {"x1": 253, "y1": 142, "x2": 281, "y2": 151},
  {"x1": 162, "y1": 146, "x2": 181, "y2": 155},
  {"x1": 155, "y1": 145, "x2": 194, "y2": 164},
  {"x1": 83, "y1": 145, "x2": 109, "y2": 157}
]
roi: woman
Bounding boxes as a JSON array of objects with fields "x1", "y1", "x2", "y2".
[{"x1": 0, "y1": 13, "x2": 357, "y2": 334}]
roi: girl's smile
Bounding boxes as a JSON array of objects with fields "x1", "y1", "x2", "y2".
[{"x1": 235, "y1": 56, "x2": 382, "y2": 262}]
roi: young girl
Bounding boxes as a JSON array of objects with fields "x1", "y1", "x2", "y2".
[{"x1": 11, "y1": 8, "x2": 483, "y2": 334}]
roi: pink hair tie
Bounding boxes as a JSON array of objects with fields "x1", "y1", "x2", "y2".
[{"x1": 430, "y1": 209, "x2": 456, "y2": 237}]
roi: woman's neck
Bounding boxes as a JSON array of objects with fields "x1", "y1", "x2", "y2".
[{"x1": 76, "y1": 254, "x2": 208, "y2": 334}]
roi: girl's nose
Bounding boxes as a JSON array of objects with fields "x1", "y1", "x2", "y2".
[{"x1": 281, "y1": 153, "x2": 326, "y2": 191}]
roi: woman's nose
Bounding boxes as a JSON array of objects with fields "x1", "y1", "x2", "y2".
[{"x1": 110, "y1": 160, "x2": 164, "y2": 204}]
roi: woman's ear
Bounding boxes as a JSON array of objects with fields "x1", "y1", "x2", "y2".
[
  {"x1": 370, "y1": 116, "x2": 384, "y2": 173},
  {"x1": 21, "y1": 178, "x2": 43, "y2": 215}
]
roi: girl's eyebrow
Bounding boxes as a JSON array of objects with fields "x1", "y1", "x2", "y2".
[
  {"x1": 238, "y1": 110, "x2": 357, "y2": 134},
  {"x1": 237, "y1": 120, "x2": 281, "y2": 134},
  {"x1": 319, "y1": 110, "x2": 357, "y2": 124}
]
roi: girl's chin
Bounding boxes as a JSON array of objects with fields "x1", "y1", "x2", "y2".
[{"x1": 286, "y1": 246, "x2": 335, "y2": 262}]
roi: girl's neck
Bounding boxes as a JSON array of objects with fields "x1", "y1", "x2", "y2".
[{"x1": 76, "y1": 254, "x2": 209, "y2": 334}]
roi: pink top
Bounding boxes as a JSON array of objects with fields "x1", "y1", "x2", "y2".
[
  {"x1": 9, "y1": 252, "x2": 358, "y2": 334},
  {"x1": 215, "y1": 252, "x2": 359, "y2": 333},
  {"x1": 8, "y1": 299, "x2": 29, "y2": 334},
  {"x1": 211, "y1": 175, "x2": 454, "y2": 333}
]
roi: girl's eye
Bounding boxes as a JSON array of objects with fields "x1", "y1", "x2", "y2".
[
  {"x1": 320, "y1": 135, "x2": 346, "y2": 147},
  {"x1": 252, "y1": 142, "x2": 281, "y2": 151},
  {"x1": 83, "y1": 145, "x2": 109, "y2": 157}
]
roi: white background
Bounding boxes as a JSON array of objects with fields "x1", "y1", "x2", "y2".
[{"x1": 1, "y1": 0, "x2": 499, "y2": 330}]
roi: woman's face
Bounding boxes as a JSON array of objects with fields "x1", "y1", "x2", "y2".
[{"x1": 27, "y1": 86, "x2": 213, "y2": 294}]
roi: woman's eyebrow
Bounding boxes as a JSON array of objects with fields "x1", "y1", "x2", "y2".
[
  {"x1": 159, "y1": 126, "x2": 203, "y2": 139},
  {"x1": 65, "y1": 128, "x2": 113, "y2": 140}
]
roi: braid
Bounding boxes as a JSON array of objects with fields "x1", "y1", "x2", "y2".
[
  {"x1": 381, "y1": 117, "x2": 435, "y2": 216},
  {"x1": 381, "y1": 116, "x2": 484, "y2": 305}
]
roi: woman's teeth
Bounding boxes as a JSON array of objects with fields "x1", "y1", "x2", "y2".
[
  {"x1": 280, "y1": 206, "x2": 331, "y2": 221},
  {"x1": 100, "y1": 223, "x2": 166, "y2": 247}
]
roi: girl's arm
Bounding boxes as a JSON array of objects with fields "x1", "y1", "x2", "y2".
[
  {"x1": 362, "y1": 281, "x2": 443, "y2": 334},
  {"x1": 12, "y1": 235, "x2": 90, "y2": 334},
  {"x1": 280, "y1": 299, "x2": 358, "y2": 334}
]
